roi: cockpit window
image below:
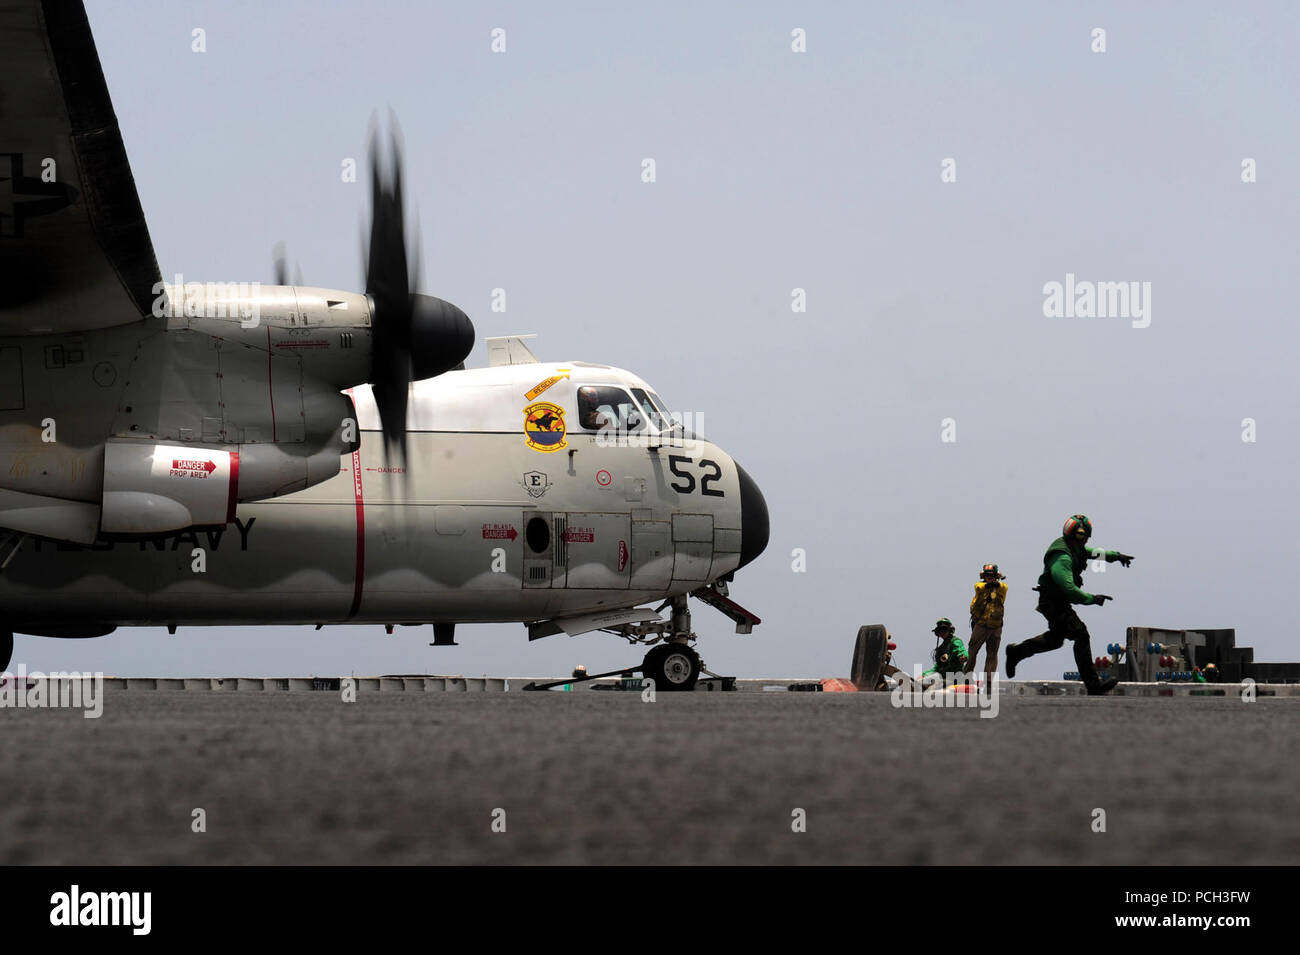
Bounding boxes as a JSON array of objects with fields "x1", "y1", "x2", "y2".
[
  {"x1": 632, "y1": 387, "x2": 697, "y2": 438},
  {"x1": 576, "y1": 385, "x2": 645, "y2": 432},
  {"x1": 631, "y1": 388, "x2": 671, "y2": 431}
]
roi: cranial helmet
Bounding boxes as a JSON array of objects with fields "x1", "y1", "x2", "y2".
[
  {"x1": 981, "y1": 563, "x2": 1003, "y2": 579},
  {"x1": 1063, "y1": 514, "x2": 1092, "y2": 541},
  {"x1": 933, "y1": 617, "x2": 955, "y2": 635}
]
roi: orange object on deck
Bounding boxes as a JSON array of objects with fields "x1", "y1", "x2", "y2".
[{"x1": 821, "y1": 678, "x2": 858, "y2": 692}]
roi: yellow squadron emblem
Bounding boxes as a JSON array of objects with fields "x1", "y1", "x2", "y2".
[{"x1": 523, "y1": 402, "x2": 567, "y2": 452}]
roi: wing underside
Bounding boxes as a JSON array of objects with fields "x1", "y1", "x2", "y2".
[{"x1": 0, "y1": 0, "x2": 161, "y2": 334}]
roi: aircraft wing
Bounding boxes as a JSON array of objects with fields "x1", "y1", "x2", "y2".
[{"x1": 0, "y1": 0, "x2": 161, "y2": 334}]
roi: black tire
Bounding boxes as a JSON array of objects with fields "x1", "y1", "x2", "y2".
[
  {"x1": 851, "y1": 624, "x2": 888, "y2": 690},
  {"x1": 642, "y1": 643, "x2": 700, "y2": 692},
  {"x1": 0, "y1": 629, "x2": 11, "y2": 672}
]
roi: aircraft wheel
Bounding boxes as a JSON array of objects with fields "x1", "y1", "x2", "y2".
[
  {"x1": 851, "y1": 624, "x2": 888, "y2": 690},
  {"x1": 0, "y1": 628, "x2": 11, "y2": 671},
  {"x1": 642, "y1": 643, "x2": 700, "y2": 692}
]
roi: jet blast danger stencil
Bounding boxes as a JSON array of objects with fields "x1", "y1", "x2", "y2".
[
  {"x1": 523, "y1": 402, "x2": 567, "y2": 452},
  {"x1": 482, "y1": 523, "x2": 518, "y2": 541}
]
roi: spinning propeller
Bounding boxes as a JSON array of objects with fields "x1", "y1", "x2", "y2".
[
  {"x1": 363, "y1": 120, "x2": 475, "y2": 461},
  {"x1": 267, "y1": 119, "x2": 474, "y2": 462}
]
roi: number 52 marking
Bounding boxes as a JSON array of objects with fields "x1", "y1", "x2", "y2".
[{"x1": 668, "y1": 455, "x2": 724, "y2": 497}]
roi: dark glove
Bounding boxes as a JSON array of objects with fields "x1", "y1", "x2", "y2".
[
  {"x1": 1115, "y1": 552, "x2": 1134, "y2": 567},
  {"x1": 1091, "y1": 594, "x2": 1113, "y2": 606}
]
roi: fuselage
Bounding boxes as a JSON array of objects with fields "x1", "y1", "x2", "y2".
[{"x1": 0, "y1": 360, "x2": 768, "y2": 633}]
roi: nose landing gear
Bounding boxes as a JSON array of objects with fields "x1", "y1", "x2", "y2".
[
  {"x1": 641, "y1": 641, "x2": 701, "y2": 691},
  {"x1": 525, "y1": 592, "x2": 740, "y2": 691},
  {"x1": 638, "y1": 594, "x2": 702, "y2": 691}
]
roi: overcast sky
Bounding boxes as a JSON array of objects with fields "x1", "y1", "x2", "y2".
[{"x1": 20, "y1": 1, "x2": 1300, "y2": 680}]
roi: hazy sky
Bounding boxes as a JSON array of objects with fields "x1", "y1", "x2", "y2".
[{"x1": 21, "y1": 1, "x2": 1300, "y2": 679}]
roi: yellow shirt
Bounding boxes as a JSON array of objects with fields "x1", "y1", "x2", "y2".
[{"x1": 970, "y1": 580, "x2": 1008, "y2": 627}]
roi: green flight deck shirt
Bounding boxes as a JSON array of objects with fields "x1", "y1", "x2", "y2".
[
  {"x1": 924, "y1": 636, "x2": 969, "y2": 677},
  {"x1": 1037, "y1": 536, "x2": 1122, "y2": 605}
]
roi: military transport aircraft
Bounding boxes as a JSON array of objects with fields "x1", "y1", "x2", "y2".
[{"x1": 0, "y1": 0, "x2": 768, "y2": 689}]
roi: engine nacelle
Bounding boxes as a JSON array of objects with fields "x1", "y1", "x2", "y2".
[
  {"x1": 101, "y1": 431, "x2": 352, "y2": 535},
  {"x1": 102, "y1": 441, "x2": 237, "y2": 533}
]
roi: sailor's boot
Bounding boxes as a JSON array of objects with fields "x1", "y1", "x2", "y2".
[
  {"x1": 1074, "y1": 637, "x2": 1117, "y2": 695},
  {"x1": 1007, "y1": 632, "x2": 1055, "y2": 678},
  {"x1": 1005, "y1": 642, "x2": 1023, "y2": 678}
]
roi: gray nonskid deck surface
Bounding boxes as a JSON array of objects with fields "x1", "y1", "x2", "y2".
[{"x1": 2, "y1": 692, "x2": 1295, "y2": 864}]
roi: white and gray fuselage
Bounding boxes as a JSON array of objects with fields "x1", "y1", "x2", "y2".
[{"x1": 0, "y1": 359, "x2": 767, "y2": 632}]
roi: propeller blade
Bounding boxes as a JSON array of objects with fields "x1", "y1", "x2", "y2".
[
  {"x1": 364, "y1": 124, "x2": 413, "y2": 460},
  {"x1": 362, "y1": 115, "x2": 475, "y2": 462},
  {"x1": 272, "y1": 241, "x2": 288, "y2": 286}
]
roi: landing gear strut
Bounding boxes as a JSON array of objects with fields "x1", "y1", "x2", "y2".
[
  {"x1": 640, "y1": 595, "x2": 701, "y2": 691},
  {"x1": 2, "y1": 532, "x2": 22, "y2": 671},
  {"x1": 525, "y1": 591, "x2": 742, "y2": 691}
]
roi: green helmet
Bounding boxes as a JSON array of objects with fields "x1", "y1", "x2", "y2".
[
  {"x1": 933, "y1": 617, "x2": 955, "y2": 634},
  {"x1": 1063, "y1": 514, "x2": 1092, "y2": 541},
  {"x1": 981, "y1": 563, "x2": 1003, "y2": 579}
]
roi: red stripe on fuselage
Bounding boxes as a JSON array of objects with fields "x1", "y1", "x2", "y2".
[
  {"x1": 226, "y1": 451, "x2": 240, "y2": 524},
  {"x1": 347, "y1": 447, "x2": 366, "y2": 618}
]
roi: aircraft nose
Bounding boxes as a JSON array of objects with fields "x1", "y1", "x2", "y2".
[{"x1": 736, "y1": 462, "x2": 769, "y2": 570}]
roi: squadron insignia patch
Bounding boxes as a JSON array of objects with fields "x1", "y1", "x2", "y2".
[{"x1": 523, "y1": 402, "x2": 567, "y2": 452}]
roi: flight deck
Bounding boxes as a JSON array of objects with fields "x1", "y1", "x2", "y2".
[{"x1": 1, "y1": 683, "x2": 1296, "y2": 865}]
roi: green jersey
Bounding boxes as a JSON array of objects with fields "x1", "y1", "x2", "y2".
[
  {"x1": 1037, "y1": 536, "x2": 1121, "y2": 606},
  {"x1": 924, "y1": 636, "x2": 968, "y2": 676}
]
